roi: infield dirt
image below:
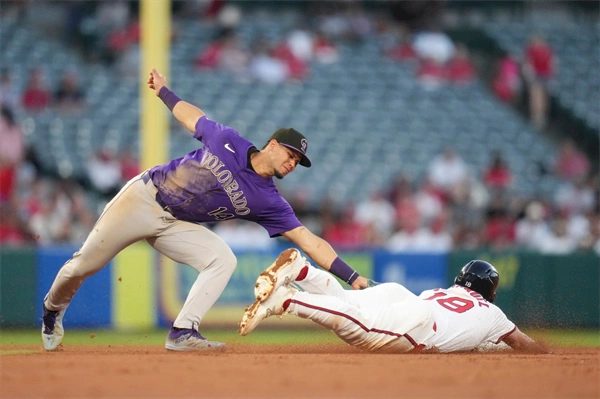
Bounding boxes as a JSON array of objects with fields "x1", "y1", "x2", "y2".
[{"x1": 1, "y1": 344, "x2": 598, "y2": 398}]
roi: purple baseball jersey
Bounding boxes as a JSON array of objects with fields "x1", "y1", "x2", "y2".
[{"x1": 148, "y1": 116, "x2": 302, "y2": 237}]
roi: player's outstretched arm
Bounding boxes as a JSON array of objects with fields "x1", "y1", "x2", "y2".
[
  {"x1": 282, "y1": 226, "x2": 369, "y2": 290},
  {"x1": 147, "y1": 68, "x2": 205, "y2": 133},
  {"x1": 503, "y1": 327, "x2": 551, "y2": 354}
]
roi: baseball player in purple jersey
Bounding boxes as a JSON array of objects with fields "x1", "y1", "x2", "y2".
[
  {"x1": 41, "y1": 68, "x2": 369, "y2": 351},
  {"x1": 240, "y1": 252, "x2": 548, "y2": 354}
]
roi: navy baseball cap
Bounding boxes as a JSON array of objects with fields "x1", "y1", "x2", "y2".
[{"x1": 268, "y1": 127, "x2": 311, "y2": 167}]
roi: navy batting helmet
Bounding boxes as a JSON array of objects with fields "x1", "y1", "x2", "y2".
[{"x1": 454, "y1": 260, "x2": 499, "y2": 303}]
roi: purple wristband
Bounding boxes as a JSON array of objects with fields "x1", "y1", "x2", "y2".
[
  {"x1": 158, "y1": 86, "x2": 181, "y2": 111},
  {"x1": 329, "y1": 257, "x2": 359, "y2": 285}
]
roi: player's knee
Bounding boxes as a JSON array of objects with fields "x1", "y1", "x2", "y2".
[
  {"x1": 60, "y1": 262, "x2": 97, "y2": 279},
  {"x1": 221, "y1": 247, "x2": 237, "y2": 271}
]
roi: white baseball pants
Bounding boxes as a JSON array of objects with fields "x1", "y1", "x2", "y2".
[
  {"x1": 44, "y1": 171, "x2": 237, "y2": 329},
  {"x1": 289, "y1": 266, "x2": 435, "y2": 352}
]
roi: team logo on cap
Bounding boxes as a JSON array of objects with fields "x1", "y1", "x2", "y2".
[{"x1": 301, "y1": 138, "x2": 307, "y2": 153}]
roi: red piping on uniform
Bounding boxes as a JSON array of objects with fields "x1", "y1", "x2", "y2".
[
  {"x1": 496, "y1": 326, "x2": 517, "y2": 344},
  {"x1": 290, "y1": 299, "x2": 422, "y2": 349}
]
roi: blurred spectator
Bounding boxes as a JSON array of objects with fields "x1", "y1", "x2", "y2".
[
  {"x1": 216, "y1": 4, "x2": 242, "y2": 33},
  {"x1": 554, "y1": 138, "x2": 590, "y2": 182},
  {"x1": 21, "y1": 69, "x2": 51, "y2": 112},
  {"x1": 523, "y1": 35, "x2": 554, "y2": 128},
  {"x1": 119, "y1": 148, "x2": 140, "y2": 184},
  {"x1": 87, "y1": 148, "x2": 122, "y2": 197},
  {"x1": 483, "y1": 199, "x2": 516, "y2": 250},
  {"x1": 28, "y1": 182, "x2": 74, "y2": 245},
  {"x1": 390, "y1": 211, "x2": 453, "y2": 253},
  {"x1": 446, "y1": 44, "x2": 476, "y2": 84},
  {"x1": 195, "y1": 32, "x2": 250, "y2": 75},
  {"x1": 417, "y1": 57, "x2": 446, "y2": 89},
  {"x1": 414, "y1": 177, "x2": 444, "y2": 225},
  {"x1": 0, "y1": 69, "x2": 20, "y2": 111},
  {"x1": 313, "y1": 31, "x2": 339, "y2": 64},
  {"x1": 96, "y1": 0, "x2": 130, "y2": 33},
  {"x1": 0, "y1": 203, "x2": 28, "y2": 245},
  {"x1": 483, "y1": 152, "x2": 512, "y2": 192},
  {"x1": 116, "y1": 44, "x2": 141, "y2": 81},
  {"x1": 554, "y1": 178, "x2": 595, "y2": 216},
  {"x1": 393, "y1": 184, "x2": 421, "y2": 233},
  {"x1": 213, "y1": 219, "x2": 274, "y2": 250},
  {"x1": 54, "y1": 71, "x2": 85, "y2": 114},
  {"x1": 317, "y1": 6, "x2": 350, "y2": 41},
  {"x1": 219, "y1": 35, "x2": 250, "y2": 76},
  {"x1": 515, "y1": 201, "x2": 549, "y2": 250},
  {"x1": 578, "y1": 212, "x2": 600, "y2": 253},
  {"x1": 322, "y1": 204, "x2": 365, "y2": 250},
  {"x1": 195, "y1": 35, "x2": 227, "y2": 69},
  {"x1": 201, "y1": 0, "x2": 227, "y2": 20},
  {"x1": 537, "y1": 216, "x2": 576, "y2": 254},
  {"x1": 426, "y1": 211, "x2": 453, "y2": 252},
  {"x1": 0, "y1": 106, "x2": 25, "y2": 203},
  {"x1": 413, "y1": 28, "x2": 455, "y2": 64},
  {"x1": 286, "y1": 25, "x2": 314, "y2": 62},
  {"x1": 69, "y1": 192, "x2": 96, "y2": 244},
  {"x1": 385, "y1": 219, "x2": 413, "y2": 253},
  {"x1": 354, "y1": 191, "x2": 396, "y2": 242},
  {"x1": 428, "y1": 147, "x2": 468, "y2": 195},
  {"x1": 492, "y1": 52, "x2": 521, "y2": 103},
  {"x1": 273, "y1": 38, "x2": 309, "y2": 81},
  {"x1": 384, "y1": 24, "x2": 416, "y2": 62},
  {"x1": 345, "y1": 3, "x2": 371, "y2": 43},
  {"x1": 249, "y1": 39, "x2": 288, "y2": 84}
]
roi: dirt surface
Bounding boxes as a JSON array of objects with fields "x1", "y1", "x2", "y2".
[{"x1": 1, "y1": 344, "x2": 599, "y2": 399}]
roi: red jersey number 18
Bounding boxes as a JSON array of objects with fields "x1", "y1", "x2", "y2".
[{"x1": 423, "y1": 291, "x2": 474, "y2": 314}]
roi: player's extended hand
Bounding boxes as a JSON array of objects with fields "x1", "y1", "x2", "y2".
[
  {"x1": 351, "y1": 276, "x2": 370, "y2": 290},
  {"x1": 147, "y1": 68, "x2": 167, "y2": 96}
]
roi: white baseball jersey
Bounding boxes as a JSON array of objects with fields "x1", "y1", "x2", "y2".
[{"x1": 418, "y1": 285, "x2": 516, "y2": 353}]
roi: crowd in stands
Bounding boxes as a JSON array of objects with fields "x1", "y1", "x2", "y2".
[
  {"x1": 210, "y1": 140, "x2": 599, "y2": 255},
  {"x1": 491, "y1": 35, "x2": 555, "y2": 129},
  {"x1": 0, "y1": 1, "x2": 597, "y2": 256},
  {"x1": 1, "y1": 68, "x2": 86, "y2": 115}
]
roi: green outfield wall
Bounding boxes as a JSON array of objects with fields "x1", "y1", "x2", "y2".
[
  {"x1": 449, "y1": 251, "x2": 600, "y2": 328},
  {"x1": 0, "y1": 247, "x2": 37, "y2": 326}
]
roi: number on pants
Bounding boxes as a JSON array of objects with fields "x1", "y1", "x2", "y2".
[{"x1": 424, "y1": 291, "x2": 474, "y2": 314}]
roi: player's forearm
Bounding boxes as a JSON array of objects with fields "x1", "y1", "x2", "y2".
[
  {"x1": 503, "y1": 328, "x2": 550, "y2": 354},
  {"x1": 283, "y1": 227, "x2": 360, "y2": 284},
  {"x1": 284, "y1": 227, "x2": 336, "y2": 268},
  {"x1": 172, "y1": 101, "x2": 205, "y2": 133},
  {"x1": 158, "y1": 86, "x2": 205, "y2": 133}
]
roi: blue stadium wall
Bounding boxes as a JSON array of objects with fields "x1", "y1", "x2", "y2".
[{"x1": 1, "y1": 245, "x2": 598, "y2": 329}]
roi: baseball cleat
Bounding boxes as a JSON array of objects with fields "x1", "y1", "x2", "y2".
[
  {"x1": 165, "y1": 328, "x2": 226, "y2": 351},
  {"x1": 42, "y1": 304, "x2": 68, "y2": 351},
  {"x1": 254, "y1": 248, "x2": 305, "y2": 302},
  {"x1": 239, "y1": 284, "x2": 296, "y2": 336}
]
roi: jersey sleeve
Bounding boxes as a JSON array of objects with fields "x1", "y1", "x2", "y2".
[
  {"x1": 484, "y1": 305, "x2": 517, "y2": 344},
  {"x1": 194, "y1": 116, "x2": 240, "y2": 146},
  {"x1": 256, "y1": 196, "x2": 303, "y2": 237}
]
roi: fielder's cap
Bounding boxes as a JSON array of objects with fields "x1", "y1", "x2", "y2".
[{"x1": 268, "y1": 127, "x2": 311, "y2": 167}]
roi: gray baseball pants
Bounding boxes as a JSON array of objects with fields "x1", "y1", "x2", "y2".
[{"x1": 44, "y1": 171, "x2": 237, "y2": 329}]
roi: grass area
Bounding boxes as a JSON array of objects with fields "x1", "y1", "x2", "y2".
[
  {"x1": 526, "y1": 329, "x2": 600, "y2": 347},
  {"x1": 1, "y1": 328, "x2": 597, "y2": 349}
]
